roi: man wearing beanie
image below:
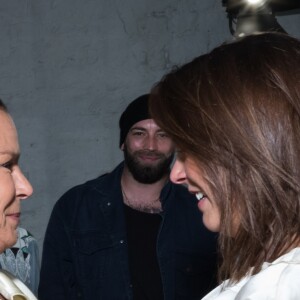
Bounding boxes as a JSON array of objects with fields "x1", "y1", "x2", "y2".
[{"x1": 39, "y1": 94, "x2": 218, "y2": 300}]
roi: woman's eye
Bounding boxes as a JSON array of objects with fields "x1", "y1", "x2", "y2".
[{"x1": 1, "y1": 161, "x2": 14, "y2": 171}]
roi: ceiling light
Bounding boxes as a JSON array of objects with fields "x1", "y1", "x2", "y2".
[{"x1": 222, "y1": 0, "x2": 299, "y2": 38}]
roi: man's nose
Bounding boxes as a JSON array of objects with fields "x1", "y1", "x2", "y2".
[{"x1": 144, "y1": 136, "x2": 158, "y2": 150}]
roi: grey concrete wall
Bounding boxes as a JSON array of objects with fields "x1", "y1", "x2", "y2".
[{"x1": 0, "y1": 1, "x2": 299, "y2": 257}]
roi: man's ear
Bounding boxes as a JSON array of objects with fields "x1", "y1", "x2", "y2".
[{"x1": 121, "y1": 143, "x2": 124, "y2": 150}]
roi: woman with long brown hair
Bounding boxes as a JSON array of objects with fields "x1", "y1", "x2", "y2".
[{"x1": 149, "y1": 32, "x2": 300, "y2": 299}]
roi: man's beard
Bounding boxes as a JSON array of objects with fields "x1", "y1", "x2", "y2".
[{"x1": 124, "y1": 146, "x2": 174, "y2": 184}]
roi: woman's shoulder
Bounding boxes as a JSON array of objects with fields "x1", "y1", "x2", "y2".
[
  {"x1": 202, "y1": 248, "x2": 300, "y2": 300},
  {"x1": 273, "y1": 247, "x2": 300, "y2": 296},
  {"x1": 238, "y1": 247, "x2": 300, "y2": 298},
  {"x1": 201, "y1": 278, "x2": 248, "y2": 300}
]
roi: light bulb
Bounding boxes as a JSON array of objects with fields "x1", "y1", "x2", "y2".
[{"x1": 246, "y1": 0, "x2": 267, "y2": 6}]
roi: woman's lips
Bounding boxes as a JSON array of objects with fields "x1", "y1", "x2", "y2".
[
  {"x1": 6, "y1": 213, "x2": 21, "y2": 223},
  {"x1": 197, "y1": 198, "x2": 206, "y2": 211},
  {"x1": 189, "y1": 191, "x2": 207, "y2": 211},
  {"x1": 189, "y1": 190, "x2": 205, "y2": 201}
]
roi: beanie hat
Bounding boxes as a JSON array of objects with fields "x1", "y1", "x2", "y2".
[{"x1": 119, "y1": 94, "x2": 150, "y2": 147}]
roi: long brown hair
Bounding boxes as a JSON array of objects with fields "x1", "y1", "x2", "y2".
[{"x1": 149, "y1": 33, "x2": 300, "y2": 283}]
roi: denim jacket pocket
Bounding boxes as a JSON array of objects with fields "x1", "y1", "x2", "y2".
[
  {"x1": 73, "y1": 232, "x2": 115, "y2": 283},
  {"x1": 74, "y1": 233, "x2": 114, "y2": 254}
]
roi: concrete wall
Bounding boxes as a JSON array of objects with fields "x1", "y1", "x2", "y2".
[{"x1": 0, "y1": 0, "x2": 299, "y2": 257}]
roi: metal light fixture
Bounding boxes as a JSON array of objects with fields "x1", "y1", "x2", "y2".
[{"x1": 222, "y1": 0, "x2": 300, "y2": 38}]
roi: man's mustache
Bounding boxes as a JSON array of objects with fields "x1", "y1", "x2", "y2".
[{"x1": 135, "y1": 150, "x2": 165, "y2": 158}]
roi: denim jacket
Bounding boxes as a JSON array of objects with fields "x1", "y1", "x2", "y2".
[{"x1": 38, "y1": 163, "x2": 218, "y2": 299}]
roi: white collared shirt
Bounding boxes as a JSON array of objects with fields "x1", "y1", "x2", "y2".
[{"x1": 202, "y1": 247, "x2": 300, "y2": 300}]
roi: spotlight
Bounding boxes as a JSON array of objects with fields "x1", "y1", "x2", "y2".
[
  {"x1": 247, "y1": 0, "x2": 266, "y2": 5},
  {"x1": 222, "y1": 0, "x2": 300, "y2": 38}
]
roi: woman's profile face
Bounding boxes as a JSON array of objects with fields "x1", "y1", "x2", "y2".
[
  {"x1": 0, "y1": 110, "x2": 33, "y2": 252},
  {"x1": 170, "y1": 155, "x2": 221, "y2": 232}
]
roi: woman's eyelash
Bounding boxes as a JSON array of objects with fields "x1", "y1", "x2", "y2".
[{"x1": 1, "y1": 161, "x2": 14, "y2": 170}]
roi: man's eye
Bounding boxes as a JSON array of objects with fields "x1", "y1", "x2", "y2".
[{"x1": 132, "y1": 131, "x2": 144, "y2": 136}]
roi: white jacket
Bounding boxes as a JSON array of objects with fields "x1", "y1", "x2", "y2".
[{"x1": 202, "y1": 247, "x2": 300, "y2": 300}]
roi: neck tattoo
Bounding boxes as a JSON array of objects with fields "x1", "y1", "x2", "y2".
[{"x1": 121, "y1": 185, "x2": 162, "y2": 214}]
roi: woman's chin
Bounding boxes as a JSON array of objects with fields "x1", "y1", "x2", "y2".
[
  {"x1": 203, "y1": 217, "x2": 220, "y2": 232},
  {"x1": 0, "y1": 229, "x2": 18, "y2": 253}
]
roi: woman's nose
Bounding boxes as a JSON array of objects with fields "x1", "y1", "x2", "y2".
[
  {"x1": 170, "y1": 159, "x2": 187, "y2": 185},
  {"x1": 14, "y1": 167, "x2": 33, "y2": 200}
]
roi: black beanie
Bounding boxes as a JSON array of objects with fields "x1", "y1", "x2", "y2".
[{"x1": 119, "y1": 94, "x2": 150, "y2": 147}]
